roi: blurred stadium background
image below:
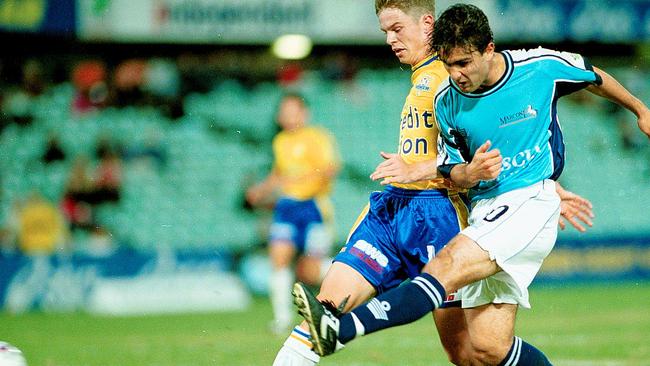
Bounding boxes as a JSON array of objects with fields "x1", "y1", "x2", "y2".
[{"x1": 0, "y1": 0, "x2": 649, "y2": 365}]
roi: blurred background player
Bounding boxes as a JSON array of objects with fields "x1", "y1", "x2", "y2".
[
  {"x1": 273, "y1": 1, "x2": 595, "y2": 365},
  {"x1": 246, "y1": 93, "x2": 340, "y2": 335}
]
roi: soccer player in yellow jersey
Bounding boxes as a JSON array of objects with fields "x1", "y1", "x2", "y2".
[
  {"x1": 17, "y1": 192, "x2": 67, "y2": 254},
  {"x1": 274, "y1": 1, "x2": 593, "y2": 365},
  {"x1": 247, "y1": 93, "x2": 340, "y2": 335}
]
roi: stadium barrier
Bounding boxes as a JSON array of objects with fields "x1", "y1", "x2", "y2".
[{"x1": 0, "y1": 247, "x2": 250, "y2": 314}]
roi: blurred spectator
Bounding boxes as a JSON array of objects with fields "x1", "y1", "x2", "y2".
[
  {"x1": 71, "y1": 60, "x2": 108, "y2": 115},
  {"x1": 112, "y1": 58, "x2": 147, "y2": 107},
  {"x1": 22, "y1": 59, "x2": 47, "y2": 97},
  {"x1": 93, "y1": 146, "x2": 123, "y2": 204},
  {"x1": 142, "y1": 58, "x2": 184, "y2": 119},
  {"x1": 42, "y1": 132, "x2": 66, "y2": 164},
  {"x1": 143, "y1": 58, "x2": 181, "y2": 100},
  {"x1": 17, "y1": 191, "x2": 67, "y2": 254},
  {"x1": 276, "y1": 61, "x2": 304, "y2": 87},
  {"x1": 0, "y1": 59, "x2": 48, "y2": 127},
  {"x1": 61, "y1": 156, "x2": 95, "y2": 232}
]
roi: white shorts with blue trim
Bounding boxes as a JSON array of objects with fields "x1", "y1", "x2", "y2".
[{"x1": 459, "y1": 179, "x2": 560, "y2": 309}]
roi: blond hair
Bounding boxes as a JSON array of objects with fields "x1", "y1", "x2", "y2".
[{"x1": 374, "y1": 0, "x2": 435, "y2": 16}]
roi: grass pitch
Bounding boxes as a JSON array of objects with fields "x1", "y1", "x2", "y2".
[{"x1": 1, "y1": 282, "x2": 649, "y2": 365}]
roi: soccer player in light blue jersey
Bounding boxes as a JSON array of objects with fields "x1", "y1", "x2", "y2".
[{"x1": 294, "y1": 3, "x2": 650, "y2": 365}]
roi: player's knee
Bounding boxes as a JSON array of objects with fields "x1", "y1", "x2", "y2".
[
  {"x1": 422, "y1": 247, "x2": 459, "y2": 289},
  {"x1": 470, "y1": 338, "x2": 511, "y2": 365}
]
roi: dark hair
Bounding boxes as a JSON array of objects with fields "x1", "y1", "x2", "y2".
[
  {"x1": 431, "y1": 4, "x2": 494, "y2": 56},
  {"x1": 374, "y1": 0, "x2": 434, "y2": 16}
]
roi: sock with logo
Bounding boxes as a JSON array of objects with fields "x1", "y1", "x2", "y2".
[
  {"x1": 498, "y1": 336, "x2": 552, "y2": 366},
  {"x1": 338, "y1": 273, "x2": 445, "y2": 343},
  {"x1": 272, "y1": 326, "x2": 320, "y2": 366}
]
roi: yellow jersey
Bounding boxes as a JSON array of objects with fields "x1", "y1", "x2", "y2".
[
  {"x1": 392, "y1": 55, "x2": 456, "y2": 191},
  {"x1": 273, "y1": 125, "x2": 339, "y2": 201}
]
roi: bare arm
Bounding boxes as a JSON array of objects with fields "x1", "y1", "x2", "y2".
[
  {"x1": 587, "y1": 66, "x2": 650, "y2": 139},
  {"x1": 369, "y1": 152, "x2": 438, "y2": 185},
  {"x1": 246, "y1": 169, "x2": 281, "y2": 206}
]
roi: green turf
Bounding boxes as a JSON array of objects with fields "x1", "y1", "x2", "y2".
[{"x1": 2, "y1": 282, "x2": 649, "y2": 365}]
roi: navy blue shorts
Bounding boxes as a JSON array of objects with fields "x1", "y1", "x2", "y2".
[
  {"x1": 334, "y1": 186, "x2": 469, "y2": 295},
  {"x1": 270, "y1": 197, "x2": 330, "y2": 256}
]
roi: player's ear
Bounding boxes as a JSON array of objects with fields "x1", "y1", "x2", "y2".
[
  {"x1": 482, "y1": 42, "x2": 496, "y2": 59},
  {"x1": 422, "y1": 13, "x2": 434, "y2": 35}
]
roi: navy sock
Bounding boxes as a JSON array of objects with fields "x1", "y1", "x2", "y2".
[
  {"x1": 338, "y1": 273, "x2": 446, "y2": 344},
  {"x1": 498, "y1": 337, "x2": 552, "y2": 366}
]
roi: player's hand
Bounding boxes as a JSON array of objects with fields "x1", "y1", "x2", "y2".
[
  {"x1": 245, "y1": 185, "x2": 264, "y2": 206},
  {"x1": 556, "y1": 182, "x2": 594, "y2": 232},
  {"x1": 370, "y1": 152, "x2": 414, "y2": 185},
  {"x1": 465, "y1": 140, "x2": 502, "y2": 184}
]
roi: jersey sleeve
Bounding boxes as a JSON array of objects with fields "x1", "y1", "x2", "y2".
[
  {"x1": 434, "y1": 83, "x2": 467, "y2": 178},
  {"x1": 529, "y1": 47, "x2": 602, "y2": 96},
  {"x1": 313, "y1": 127, "x2": 340, "y2": 170}
]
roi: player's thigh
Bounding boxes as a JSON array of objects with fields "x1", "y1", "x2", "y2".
[
  {"x1": 316, "y1": 261, "x2": 376, "y2": 311},
  {"x1": 433, "y1": 307, "x2": 472, "y2": 365},
  {"x1": 269, "y1": 240, "x2": 297, "y2": 269},
  {"x1": 464, "y1": 303, "x2": 517, "y2": 364},
  {"x1": 423, "y1": 234, "x2": 499, "y2": 292}
]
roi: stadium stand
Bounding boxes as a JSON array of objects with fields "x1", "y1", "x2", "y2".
[{"x1": 1, "y1": 67, "x2": 649, "y2": 256}]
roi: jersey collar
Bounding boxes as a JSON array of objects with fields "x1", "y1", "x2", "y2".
[{"x1": 412, "y1": 54, "x2": 439, "y2": 72}]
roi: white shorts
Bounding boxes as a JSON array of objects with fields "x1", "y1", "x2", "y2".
[{"x1": 459, "y1": 179, "x2": 560, "y2": 309}]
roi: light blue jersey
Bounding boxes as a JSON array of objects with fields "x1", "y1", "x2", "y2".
[{"x1": 435, "y1": 47, "x2": 602, "y2": 202}]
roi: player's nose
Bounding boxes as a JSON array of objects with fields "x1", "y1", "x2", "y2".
[
  {"x1": 449, "y1": 70, "x2": 463, "y2": 82},
  {"x1": 385, "y1": 31, "x2": 397, "y2": 45}
]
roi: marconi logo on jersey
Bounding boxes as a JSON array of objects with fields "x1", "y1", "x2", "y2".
[{"x1": 499, "y1": 105, "x2": 538, "y2": 128}]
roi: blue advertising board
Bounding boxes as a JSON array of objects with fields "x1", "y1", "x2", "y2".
[{"x1": 0, "y1": 247, "x2": 250, "y2": 314}]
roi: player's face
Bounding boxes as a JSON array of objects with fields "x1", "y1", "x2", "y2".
[
  {"x1": 440, "y1": 45, "x2": 493, "y2": 93},
  {"x1": 277, "y1": 97, "x2": 307, "y2": 131},
  {"x1": 378, "y1": 7, "x2": 433, "y2": 66}
]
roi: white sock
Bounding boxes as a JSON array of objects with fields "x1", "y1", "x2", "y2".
[
  {"x1": 270, "y1": 267, "x2": 294, "y2": 329},
  {"x1": 272, "y1": 326, "x2": 320, "y2": 366}
]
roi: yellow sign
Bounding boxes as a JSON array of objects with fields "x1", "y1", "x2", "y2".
[{"x1": 0, "y1": 0, "x2": 46, "y2": 29}]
